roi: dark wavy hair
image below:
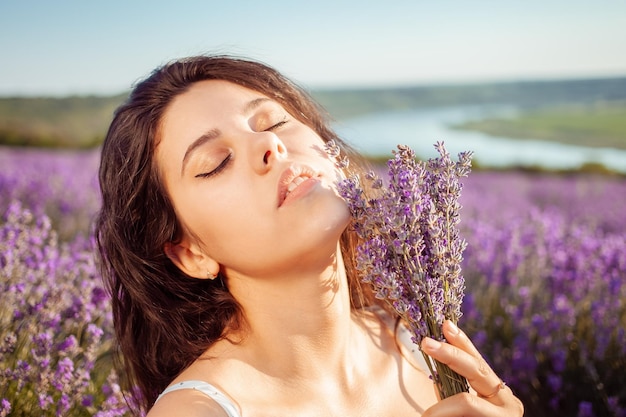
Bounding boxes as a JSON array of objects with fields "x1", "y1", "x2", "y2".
[{"x1": 95, "y1": 55, "x2": 375, "y2": 413}]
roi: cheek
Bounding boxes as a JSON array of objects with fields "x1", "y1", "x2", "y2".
[
  {"x1": 179, "y1": 188, "x2": 270, "y2": 259},
  {"x1": 182, "y1": 192, "x2": 248, "y2": 240},
  {"x1": 171, "y1": 184, "x2": 236, "y2": 241}
]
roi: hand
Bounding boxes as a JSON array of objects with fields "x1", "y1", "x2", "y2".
[{"x1": 420, "y1": 321, "x2": 524, "y2": 417}]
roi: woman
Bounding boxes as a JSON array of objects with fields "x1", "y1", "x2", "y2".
[{"x1": 96, "y1": 55, "x2": 523, "y2": 416}]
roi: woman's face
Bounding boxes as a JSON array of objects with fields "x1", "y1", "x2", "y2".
[{"x1": 157, "y1": 80, "x2": 350, "y2": 280}]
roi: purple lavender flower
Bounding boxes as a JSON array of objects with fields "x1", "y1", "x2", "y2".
[
  {"x1": 57, "y1": 335, "x2": 78, "y2": 355},
  {"x1": 57, "y1": 394, "x2": 71, "y2": 417},
  {"x1": 459, "y1": 170, "x2": 626, "y2": 415},
  {"x1": 578, "y1": 401, "x2": 595, "y2": 417},
  {"x1": 0, "y1": 399, "x2": 11, "y2": 417},
  {"x1": 0, "y1": 200, "x2": 135, "y2": 416},
  {"x1": 2, "y1": 136, "x2": 625, "y2": 415},
  {"x1": 331, "y1": 141, "x2": 472, "y2": 399},
  {"x1": 52, "y1": 357, "x2": 75, "y2": 391},
  {"x1": 39, "y1": 394, "x2": 54, "y2": 410}
]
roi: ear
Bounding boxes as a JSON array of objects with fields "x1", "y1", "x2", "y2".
[{"x1": 164, "y1": 240, "x2": 220, "y2": 280}]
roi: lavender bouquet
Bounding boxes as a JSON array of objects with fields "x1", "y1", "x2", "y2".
[{"x1": 327, "y1": 141, "x2": 473, "y2": 400}]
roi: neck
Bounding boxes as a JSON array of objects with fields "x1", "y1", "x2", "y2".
[{"x1": 224, "y1": 243, "x2": 363, "y2": 381}]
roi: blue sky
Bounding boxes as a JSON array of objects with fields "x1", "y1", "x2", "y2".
[{"x1": 1, "y1": 0, "x2": 625, "y2": 96}]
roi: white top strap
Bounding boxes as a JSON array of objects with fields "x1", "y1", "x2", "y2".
[
  {"x1": 370, "y1": 305, "x2": 431, "y2": 375},
  {"x1": 155, "y1": 380, "x2": 241, "y2": 417},
  {"x1": 395, "y1": 319, "x2": 432, "y2": 375}
]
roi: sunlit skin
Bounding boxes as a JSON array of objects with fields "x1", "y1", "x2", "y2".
[{"x1": 151, "y1": 80, "x2": 523, "y2": 417}]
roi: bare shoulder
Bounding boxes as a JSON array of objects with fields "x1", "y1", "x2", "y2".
[{"x1": 147, "y1": 388, "x2": 231, "y2": 417}]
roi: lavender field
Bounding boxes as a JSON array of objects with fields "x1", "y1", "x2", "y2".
[{"x1": 1, "y1": 146, "x2": 625, "y2": 416}]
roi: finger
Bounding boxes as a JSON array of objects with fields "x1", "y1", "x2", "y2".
[
  {"x1": 442, "y1": 320, "x2": 481, "y2": 358},
  {"x1": 442, "y1": 321, "x2": 509, "y2": 402},
  {"x1": 421, "y1": 323, "x2": 505, "y2": 403}
]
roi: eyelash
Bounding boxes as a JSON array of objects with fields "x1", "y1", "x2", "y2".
[
  {"x1": 195, "y1": 153, "x2": 232, "y2": 179},
  {"x1": 266, "y1": 117, "x2": 288, "y2": 131}
]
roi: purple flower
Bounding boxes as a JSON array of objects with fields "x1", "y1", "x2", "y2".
[
  {"x1": 52, "y1": 357, "x2": 75, "y2": 391},
  {"x1": 0, "y1": 399, "x2": 11, "y2": 417},
  {"x1": 91, "y1": 286, "x2": 108, "y2": 308},
  {"x1": 0, "y1": 198, "x2": 135, "y2": 415},
  {"x1": 31, "y1": 331, "x2": 53, "y2": 358},
  {"x1": 57, "y1": 335, "x2": 78, "y2": 354},
  {"x1": 2, "y1": 132, "x2": 625, "y2": 415},
  {"x1": 87, "y1": 323, "x2": 105, "y2": 342},
  {"x1": 578, "y1": 401, "x2": 595, "y2": 417},
  {"x1": 82, "y1": 395, "x2": 94, "y2": 407},
  {"x1": 332, "y1": 141, "x2": 472, "y2": 399},
  {"x1": 38, "y1": 393, "x2": 54, "y2": 410},
  {"x1": 458, "y1": 170, "x2": 626, "y2": 415},
  {"x1": 56, "y1": 394, "x2": 71, "y2": 417}
]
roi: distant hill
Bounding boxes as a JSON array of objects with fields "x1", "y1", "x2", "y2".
[
  {"x1": 0, "y1": 94, "x2": 127, "y2": 148},
  {"x1": 314, "y1": 76, "x2": 626, "y2": 119},
  {"x1": 1, "y1": 76, "x2": 625, "y2": 148}
]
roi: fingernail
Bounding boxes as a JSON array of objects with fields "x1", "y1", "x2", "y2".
[
  {"x1": 422, "y1": 337, "x2": 441, "y2": 351},
  {"x1": 447, "y1": 321, "x2": 460, "y2": 335}
]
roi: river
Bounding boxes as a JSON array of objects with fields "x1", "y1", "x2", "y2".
[{"x1": 333, "y1": 106, "x2": 626, "y2": 173}]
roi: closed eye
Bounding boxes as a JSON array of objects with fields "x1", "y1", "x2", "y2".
[
  {"x1": 265, "y1": 117, "x2": 288, "y2": 131},
  {"x1": 195, "y1": 153, "x2": 232, "y2": 179}
]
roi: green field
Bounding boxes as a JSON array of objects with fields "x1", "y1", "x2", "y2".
[
  {"x1": 454, "y1": 102, "x2": 626, "y2": 150},
  {"x1": 0, "y1": 94, "x2": 126, "y2": 148}
]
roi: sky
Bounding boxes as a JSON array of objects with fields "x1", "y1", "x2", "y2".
[{"x1": 1, "y1": 0, "x2": 626, "y2": 97}]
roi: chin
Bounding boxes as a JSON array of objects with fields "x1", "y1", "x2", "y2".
[{"x1": 311, "y1": 199, "x2": 351, "y2": 241}]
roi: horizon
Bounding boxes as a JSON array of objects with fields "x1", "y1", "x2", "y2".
[
  {"x1": 2, "y1": 0, "x2": 626, "y2": 97},
  {"x1": 2, "y1": 72, "x2": 626, "y2": 100}
]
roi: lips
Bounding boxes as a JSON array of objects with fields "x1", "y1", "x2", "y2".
[
  {"x1": 286, "y1": 176, "x2": 307, "y2": 193},
  {"x1": 277, "y1": 165, "x2": 319, "y2": 207}
]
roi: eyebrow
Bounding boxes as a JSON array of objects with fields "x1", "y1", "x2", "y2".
[
  {"x1": 180, "y1": 97, "x2": 272, "y2": 177},
  {"x1": 181, "y1": 128, "x2": 221, "y2": 176},
  {"x1": 244, "y1": 97, "x2": 271, "y2": 114}
]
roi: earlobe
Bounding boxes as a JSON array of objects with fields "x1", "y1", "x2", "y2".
[{"x1": 163, "y1": 241, "x2": 220, "y2": 280}]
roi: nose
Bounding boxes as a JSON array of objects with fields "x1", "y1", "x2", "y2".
[{"x1": 252, "y1": 132, "x2": 287, "y2": 174}]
